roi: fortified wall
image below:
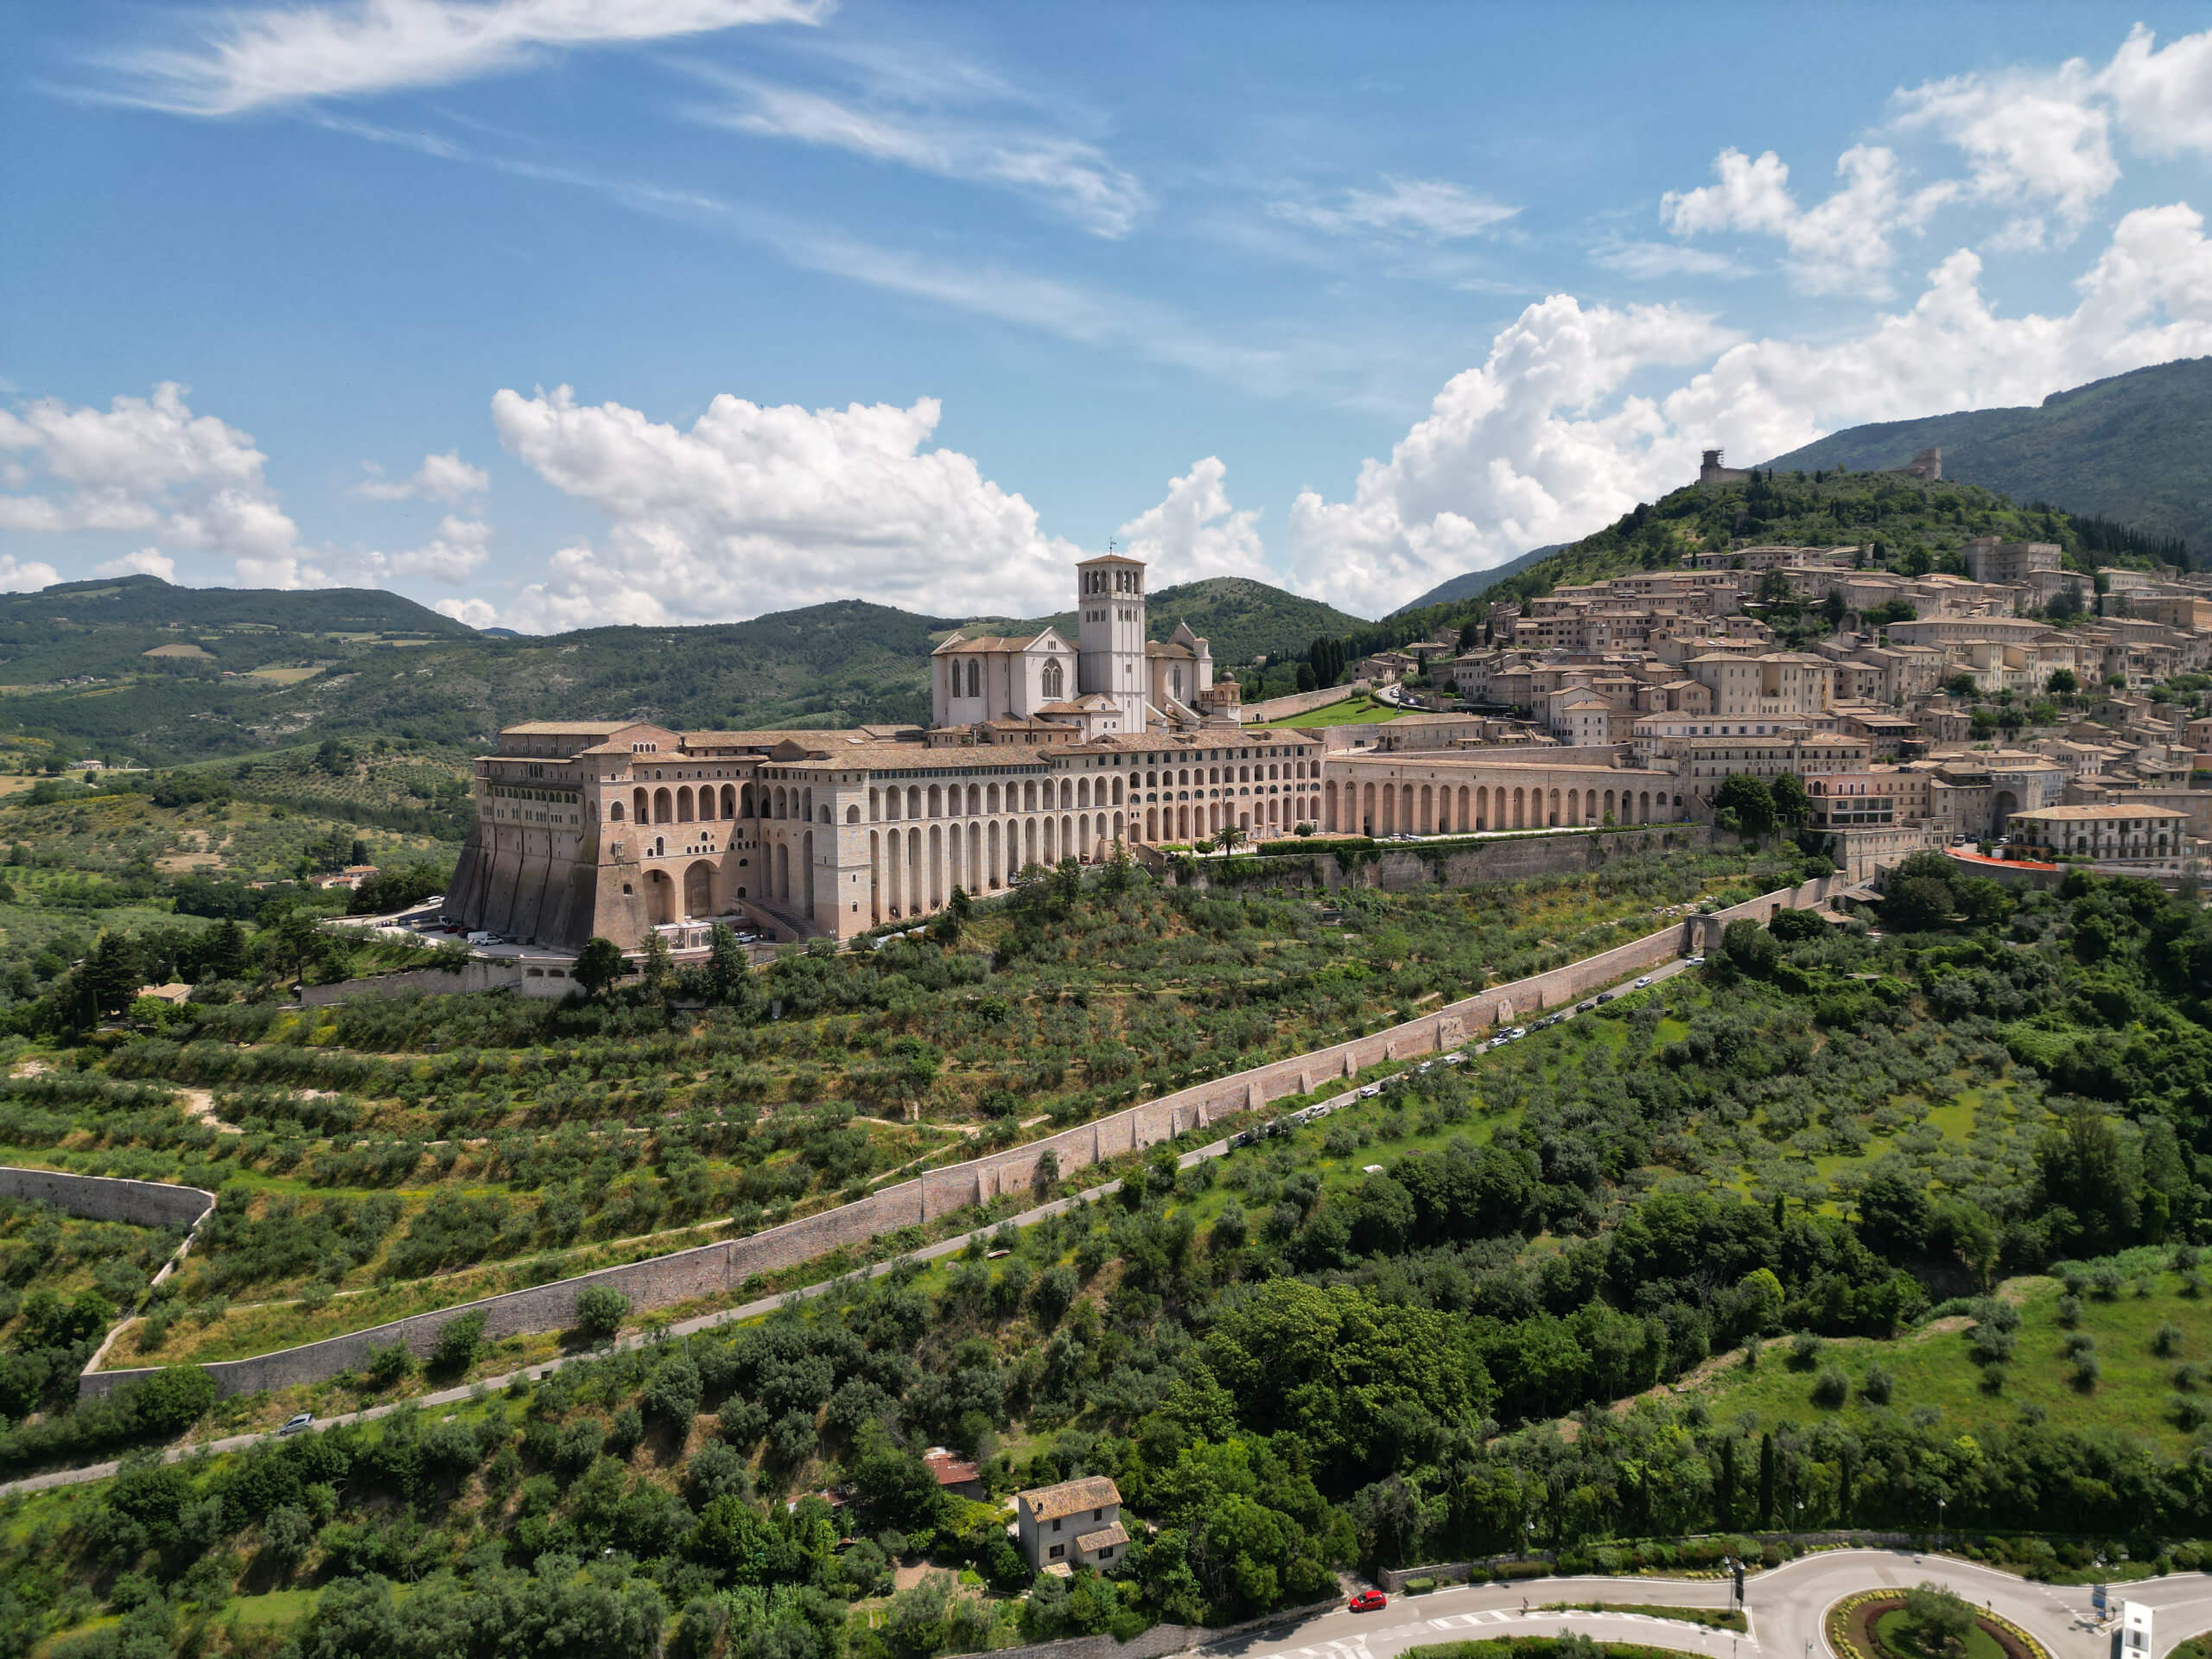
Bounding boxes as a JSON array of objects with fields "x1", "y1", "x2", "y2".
[{"x1": 82, "y1": 876, "x2": 1840, "y2": 1401}]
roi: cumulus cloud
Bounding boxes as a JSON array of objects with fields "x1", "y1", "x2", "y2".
[
  {"x1": 1274, "y1": 177, "x2": 1518, "y2": 241},
  {"x1": 1288, "y1": 206, "x2": 2212, "y2": 614},
  {"x1": 697, "y1": 76, "x2": 1148, "y2": 238},
  {"x1": 434, "y1": 595, "x2": 499, "y2": 628},
  {"x1": 2102, "y1": 25, "x2": 2212, "y2": 156},
  {"x1": 0, "y1": 382, "x2": 308, "y2": 583},
  {"x1": 101, "y1": 0, "x2": 825, "y2": 117},
  {"x1": 1114, "y1": 458, "x2": 1267, "y2": 588},
  {"x1": 1662, "y1": 145, "x2": 1949, "y2": 296},
  {"x1": 355, "y1": 514, "x2": 493, "y2": 583},
  {"x1": 1892, "y1": 68, "x2": 2116, "y2": 237},
  {"x1": 355, "y1": 449, "x2": 490, "y2": 502},
  {"x1": 0, "y1": 556, "x2": 60, "y2": 593},
  {"x1": 488, "y1": 385, "x2": 1082, "y2": 632},
  {"x1": 93, "y1": 548, "x2": 177, "y2": 580}
]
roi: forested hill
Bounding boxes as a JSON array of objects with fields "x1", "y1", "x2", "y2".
[
  {"x1": 1390, "y1": 543, "x2": 1567, "y2": 614},
  {"x1": 0, "y1": 575, "x2": 1368, "y2": 766},
  {"x1": 1761, "y1": 357, "x2": 2212, "y2": 559},
  {"x1": 1287, "y1": 468, "x2": 2186, "y2": 677}
]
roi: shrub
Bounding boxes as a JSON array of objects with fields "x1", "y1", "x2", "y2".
[
  {"x1": 1811, "y1": 1367, "x2": 1850, "y2": 1408},
  {"x1": 2056, "y1": 1294, "x2": 2082, "y2": 1328},
  {"x1": 1405, "y1": 1578, "x2": 1437, "y2": 1595},
  {"x1": 430, "y1": 1309, "x2": 487, "y2": 1376},
  {"x1": 1862, "y1": 1365, "x2": 1895, "y2": 1404},
  {"x1": 365, "y1": 1340, "x2": 413, "y2": 1390},
  {"x1": 1789, "y1": 1332, "x2": 1824, "y2": 1370},
  {"x1": 573, "y1": 1285, "x2": 630, "y2": 1343},
  {"x1": 2072, "y1": 1353, "x2": 2102, "y2": 1391},
  {"x1": 2155, "y1": 1323, "x2": 2185, "y2": 1357}
]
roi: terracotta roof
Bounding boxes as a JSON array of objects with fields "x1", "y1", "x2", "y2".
[
  {"x1": 924, "y1": 1447, "x2": 981, "y2": 1487},
  {"x1": 1019, "y1": 1476, "x2": 1121, "y2": 1521},
  {"x1": 502, "y1": 720, "x2": 660, "y2": 736},
  {"x1": 2014, "y1": 804, "x2": 2189, "y2": 822},
  {"x1": 1077, "y1": 1522, "x2": 1130, "y2": 1554}
]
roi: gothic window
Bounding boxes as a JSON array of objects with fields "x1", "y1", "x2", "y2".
[
  {"x1": 1042, "y1": 659, "x2": 1064, "y2": 698},
  {"x1": 966, "y1": 659, "x2": 980, "y2": 698}
]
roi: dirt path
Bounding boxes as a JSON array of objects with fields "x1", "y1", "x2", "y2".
[{"x1": 177, "y1": 1089, "x2": 244, "y2": 1135}]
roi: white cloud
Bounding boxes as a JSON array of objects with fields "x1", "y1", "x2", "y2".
[
  {"x1": 357, "y1": 514, "x2": 493, "y2": 583},
  {"x1": 103, "y1": 0, "x2": 826, "y2": 117},
  {"x1": 1115, "y1": 458, "x2": 1267, "y2": 588},
  {"x1": 1662, "y1": 145, "x2": 1948, "y2": 296},
  {"x1": 1274, "y1": 177, "x2": 1518, "y2": 241},
  {"x1": 1892, "y1": 68, "x2": 2116, "y2": 233},
  {"x1": 698, "y1": 77, "x2": 1147, "y2": 238},
  {"x1": 0, "y1": 556, "x2": 60, "y2": 594},
  {"x1": 1587, "y1": 236, "x2": 1756, "y2": 282},
  {"x1": 93, "y1": 548, "x2": 177, "y2": 581},
  {"x1": 488, "y1": 384, "x2": 1080, "y2": 631},
  {"x1": 2102, "y1": 25, "x2": 2212, "y2": 156},
  {"x1": 356, "y1": 449, "x2": 490, "y2": 502},
  {"x1": 0, "y1": 382, "x2": 309, "y2": 582},
  {"x1": 1289, "y1": 206, "x2": 2212, "y2": 613},
  {"x1": 434, "y1": 595, "x2": 499, "y2": 628}
]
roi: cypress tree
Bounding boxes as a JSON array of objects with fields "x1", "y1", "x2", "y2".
[{"x1": 1758, "y1": 1431, "x2": 1777, "y2": 1529}]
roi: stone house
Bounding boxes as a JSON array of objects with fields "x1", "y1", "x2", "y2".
[{"x1": 1014, "y1": 1476, "x2": 1128, "y2": 1573}]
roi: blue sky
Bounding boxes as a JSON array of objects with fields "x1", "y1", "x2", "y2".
[{"x1": 3, "y1": 2, "x2": 2211, "y2": 628}]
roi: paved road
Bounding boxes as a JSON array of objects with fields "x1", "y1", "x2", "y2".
[
  {"x1": 1, "y1": 950, "x2": 1694, "y2": 1502},
  {"x1": 1200, "y1": 1549, "x2": 2204, "y2": 1659}
]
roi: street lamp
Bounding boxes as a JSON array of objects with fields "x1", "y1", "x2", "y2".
[{"x1": 1937, "y1": 1497, "x2": 1946, "y2": 1550}]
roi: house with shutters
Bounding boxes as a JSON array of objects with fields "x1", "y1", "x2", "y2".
[{"x1": 1014, "y1": 1476, "x2": 1128, "y2": 1573}]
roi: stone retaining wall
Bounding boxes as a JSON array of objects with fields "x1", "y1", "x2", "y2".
[
  {"x1": 0, "y1": 1167, "x2": 212, "y2": 1231},
  {"x1": 1239, "y1": 683, "x2": 1365, "y2": 723},
  {"x1": 84, "y1": 880, "x2": 1830, "y2": 1402},
  {"x1": 988, "y1": 1597, "x2": 1342, "y2": 1659},
  {"x1": 1376, "y1": 1527, "x2": 1914, "y2": 1591}
]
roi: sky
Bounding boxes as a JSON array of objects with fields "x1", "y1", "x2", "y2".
[{"x1": 4, "y1": 3, "x2": 2212, "y2": 631}]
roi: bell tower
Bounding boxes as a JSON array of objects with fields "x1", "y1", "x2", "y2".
[{"x1": 1076, "y1": 552, "x2": 1148, "y2": 734}]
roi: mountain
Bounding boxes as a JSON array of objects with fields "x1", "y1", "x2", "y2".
[
  {"x1": 1390, "y1": 545, "x2": 1568, "y2": 614},
  {"x1": 0, "y1": 575, "x2": 1366, "y2": 766},
  {"x1": 1760, "y1": 357, "x2": 2211, "y2": 561}
]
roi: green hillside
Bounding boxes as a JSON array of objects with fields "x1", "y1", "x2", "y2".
[
  {"x1": 1762, "y1": 357, "x2": 2211, "y2": 560},
  {"x1": 0, "y1": 575, "x2": 1368, "y2": 766},
  {"x1": 1392, "y1": 543, "x2": 1567, "y2": 614}
]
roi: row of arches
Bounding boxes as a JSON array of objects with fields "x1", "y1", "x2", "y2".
[
  {"x1": 868, "y1": 813, "x2": 1126, "y2": 923},
  {"x1": 612, "y1": 782, "x2": 744, "y2": 825},
  {"x1": 1136, "y1": 760, "x2": 1308, "y2": 790},
  {"x1": 1140, "y1": 795, "x2": 1298, "y2": 842},
  {"x1": 1322, "y1": 778, "x2": 1680, "y2": 835},
  {"x1": 868, "y1": 775, "x2": 1126, "y2": 821}
]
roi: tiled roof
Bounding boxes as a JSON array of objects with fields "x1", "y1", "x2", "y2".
[
  {"x1": 1020, "y1": 1476, "x2": 1120, "y2": 1520},
  {"x1": 1077, "y1": 1522, "x2": 1130, "y2": 1554}
]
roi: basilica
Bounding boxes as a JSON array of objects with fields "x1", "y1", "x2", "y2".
[{"x1": 447, "y1": 552, "x2": 1330, "y2": 946}]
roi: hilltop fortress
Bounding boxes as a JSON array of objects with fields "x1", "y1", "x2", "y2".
[{"x1": 446, "y1": 552, "x2": 1688, "y2": 948}]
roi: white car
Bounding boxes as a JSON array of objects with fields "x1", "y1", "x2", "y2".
[
  {"x1": 465, "y1": 931, "x2": 497, "y2": 946},
  {"x1": 1686, "y1": 955, "x2": 1706, "y2": 965},
  {"x1": 278, "y1": 1412, "x2": 314, "y2": 1435},
  {"x1": 1634, "y1": 976, "x2": 1652, "y2": 988}
]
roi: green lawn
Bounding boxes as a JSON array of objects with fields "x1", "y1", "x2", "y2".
[
  {"x1": 1704, "y1": 1252, "x2": 2212, "y2": 1455},
  {"x1": 1262, "y1": 692, "x2": 1407, "y2": 728}
]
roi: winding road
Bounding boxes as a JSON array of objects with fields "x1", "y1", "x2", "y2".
[{"x1": 1200, "y1": 1549, "x2": 2209, "y2": 1659}]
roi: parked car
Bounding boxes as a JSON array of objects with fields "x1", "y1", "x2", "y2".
[
  {"x1": 465, "y1": 931, "x2": 497, "y2": 945},
  {"x1": 1349, "y1": 1590, "x2": 1388, "y2": 1612},
  {"x1": 278, "y1": 1412, "x2": 314, "y2": 1435},
  {"x1": 1633, "y1": 975, "x2": 1653, "y2": 988},
  {"x1": 1686, "y1": 954, "x2": 1706, "y2": 965}
]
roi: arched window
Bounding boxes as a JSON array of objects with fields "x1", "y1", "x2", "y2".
[
  {"x1": 966, "y1": 659, "x2": 981, "y2": 698},
  {"x1": 609, "y1": 801, "x2": 625, "y2": 822},
  {"x1": 1042, "y1": 659, "x2": 1064, "y2": 698}
]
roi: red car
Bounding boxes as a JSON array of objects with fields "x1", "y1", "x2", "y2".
[{"x1": 1349, "y1": 1591, "x2": 1388, "y2": 1613}]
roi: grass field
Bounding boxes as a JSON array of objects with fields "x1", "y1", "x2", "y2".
[
  {"x1": 1700, "y1": 1249, "x2": 2212, "y2": 1455},
  {"x1": 1263, "y1": 692, "x2": 1408, "y2": 728}
]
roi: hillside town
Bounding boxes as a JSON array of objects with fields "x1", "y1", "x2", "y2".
[{"x1": 1351, "y1": 529, "x2": 2212, "y2": 882}]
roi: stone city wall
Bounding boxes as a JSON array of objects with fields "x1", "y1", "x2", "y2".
[{"x1": 85, "y1": 880, "x2": 1829, "y2": 1402}]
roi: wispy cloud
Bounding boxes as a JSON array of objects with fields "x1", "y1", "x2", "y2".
[
  {"x1": 685, "y1": 63, "x2": 1148, "y2": 238},
  {"x1": 1274, "y1": 176, "x2": 1519, "y2": 241},
  {"x1": 89, "y1": 0, "x2": 826, "y2": 117},
  {"x1": 1589, "y1": 235, "x2": 1757, "y2": 281}
]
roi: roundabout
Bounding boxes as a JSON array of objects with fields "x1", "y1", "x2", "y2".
[
  {"x1": 1826, "y1": 1586, "x2": 2050, "y2": 1659},
  {"x1": 1208, "y1": 1548, "x2": 2212, "y2": 1659}
]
